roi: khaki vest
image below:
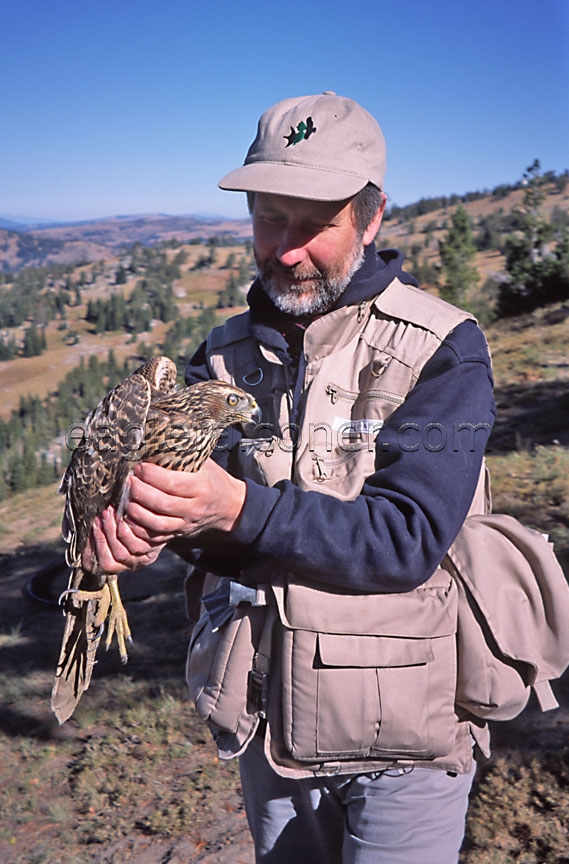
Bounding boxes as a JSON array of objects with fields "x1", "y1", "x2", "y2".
[
  {"x1": 207, "y1": 279, "x2": 478, "y2": 499},
  {"x1": 188, "y1": 279, "x2": 490, "y2": 777}
]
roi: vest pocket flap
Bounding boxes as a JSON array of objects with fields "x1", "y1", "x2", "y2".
[
  {"x1": 317, "y1": 633, "x2": 434, "y2": 668},
  {"x1": 274, "y1": 574, "x2": 457, "y2": 638}
]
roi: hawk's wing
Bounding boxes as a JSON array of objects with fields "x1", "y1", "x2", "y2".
[{"x1": 60, "y1": 371, "x2": 154, "y2": 574}]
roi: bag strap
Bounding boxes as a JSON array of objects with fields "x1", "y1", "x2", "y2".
[
  {"x1": 533, "y1": 680, "x2": 559, "y2": 712},
  {"x1": 248, "y1": 603, "x2": 277, "y2": 719}
]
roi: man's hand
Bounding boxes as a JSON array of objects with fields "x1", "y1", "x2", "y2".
[
  {"x1": 83, "y1": 508, "x2": 166, "y2": 574},
  {"x1": 86, "y1": 459, "x2": 247, "y2": 574}
]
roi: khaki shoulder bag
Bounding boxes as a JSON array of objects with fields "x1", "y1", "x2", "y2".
[{"x1": 445, "y1": 513, "x2": 569, "y2": 721}]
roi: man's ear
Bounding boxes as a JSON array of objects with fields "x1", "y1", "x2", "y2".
[{"x1": 362, "y1": 193, "x2": 387, "y2": 246}]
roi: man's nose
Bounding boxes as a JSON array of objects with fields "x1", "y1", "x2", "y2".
[{"x1": 276, "y1": 226, "x2": 309, "y2": 267}]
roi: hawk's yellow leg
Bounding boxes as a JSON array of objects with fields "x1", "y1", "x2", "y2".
[
  {"x1": 104, "y1": 575, "x2": 132, "y2": 663},
  {"x1": 59, "y1": 575, "x2": 132, "y2": 663}
]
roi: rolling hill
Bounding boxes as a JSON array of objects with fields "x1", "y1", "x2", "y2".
[{"x1": 0, "y1": 213, "x2": 252, "y2": 272}]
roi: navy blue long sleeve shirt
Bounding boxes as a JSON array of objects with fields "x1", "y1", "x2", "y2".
[{"x1": 181, "y1": 246, "x2": 496, "y2": 594}]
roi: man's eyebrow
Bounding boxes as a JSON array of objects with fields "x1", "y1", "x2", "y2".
[{"x1": 255, "y1": 204, "x2": 284, "y2": 216}]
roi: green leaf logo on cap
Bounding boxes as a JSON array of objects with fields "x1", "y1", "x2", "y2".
[{"x1": 284, "y1": 116, "x2": 317, "y2": 147}]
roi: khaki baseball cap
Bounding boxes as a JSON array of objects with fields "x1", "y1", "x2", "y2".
[{"x1": 218, "y1": 92, "x2": 386, "y2": 201}]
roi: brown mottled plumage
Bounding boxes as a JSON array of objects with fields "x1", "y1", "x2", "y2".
[{"x1": 51, "y1": 356, "x2": 260, "y2": 723}]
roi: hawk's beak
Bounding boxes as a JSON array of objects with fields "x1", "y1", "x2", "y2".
[{"x1": 242, "y1": 402, "x2": 262, "y2": 434}]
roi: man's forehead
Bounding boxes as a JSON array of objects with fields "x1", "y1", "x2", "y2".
[{"x1": 254, "y1": 192, "x2": 353, "y2": 219}]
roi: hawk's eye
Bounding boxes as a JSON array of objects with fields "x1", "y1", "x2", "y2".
[{"x1": 227, "y1": 393, "x2": 240, "y2": 407}]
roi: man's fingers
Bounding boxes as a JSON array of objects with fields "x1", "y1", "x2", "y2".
[
  {"x1": 126, "y1": 458, "x2": 245, "y2": 537},
  {"x1": 90, "y1": 512, "x2": 127, "y2": 573},
  {"x1": 92, "y1": 508, "x2": 165, "y2": 573},
  {"x1": 121, "y1": 507, "x2": 178, "y2": 543},
  {"x1": 82, "y1": 533, "x2": 97, "y2": 571}
]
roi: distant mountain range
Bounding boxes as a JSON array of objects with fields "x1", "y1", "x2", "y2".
[
  {"x1": 0, "y1": 216, "x2": 64, "y2": 230},
  {"x1": 0, "y1": 213, "x2": 253, "y2": 272}
]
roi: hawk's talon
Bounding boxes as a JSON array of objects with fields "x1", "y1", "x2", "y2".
[
  {"x1": 92, "y1": 622, "x2": 105, "y2": 642},
  {"x1": 58, "y1": 587, "x2": 79, "y2": 605}
]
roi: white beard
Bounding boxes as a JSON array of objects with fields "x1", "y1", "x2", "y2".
[{"x1": 258, "y1": 245, "x2": 365, "y2": 317}]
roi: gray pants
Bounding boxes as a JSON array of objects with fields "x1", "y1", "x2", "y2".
[{"x1": 239, "y1": 736, "x2": 475, "y2": 864}]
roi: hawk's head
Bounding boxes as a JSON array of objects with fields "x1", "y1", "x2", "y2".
[
  {"x1": 145, "y1": 379, "x2": 263, "y2": 471},
  {"x1": 183, "y1": 380, "x2": 262, "y2": 433}
]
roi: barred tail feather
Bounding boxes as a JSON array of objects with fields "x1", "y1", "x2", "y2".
[{"x1": 51, "y1": 568, "x2": 108, "y2": 724}]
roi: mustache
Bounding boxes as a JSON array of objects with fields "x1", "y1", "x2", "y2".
[{"x1": 261, "y1": 259, "x2": 323, "y2": 282}]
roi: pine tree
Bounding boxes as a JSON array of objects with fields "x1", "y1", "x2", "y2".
[
  {"x1": 238, "y1": 256, "x2": 252, "y2": 285},
  {"x1": 9, "y1": 454, "x2": 27, "y2": 493},
  {"x1": 0, "y1": 469, "x2": 8, "y2": 502},
  {"x1": 498, "y1": 161, "x2": 569, "y2": 315},
  {"x1": 95, "y1": 301, "x2": 107, "y2": 334},
  {"x1": 23, "y1": 324, "x2": 45, "y2": 357},
  {"x1": 438, "y1": 205, "x2": 479, "y2": 307},
  {"x1": 115, "y1": 265, "x2": 127, "y2": 285}
]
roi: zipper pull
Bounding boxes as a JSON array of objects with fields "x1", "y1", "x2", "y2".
[
  {"x1": 357, "y1": 300, "x2": 368, "y2": 323},
  {"x1": 326, "y1": 384, "x2": 338, "y2": 404},
  {"x1": 371, "y1": 357, "x2": 390, "y2": 377},
  {"x1": 312, "y1": 455, "x2": 328, "y2": 481}
]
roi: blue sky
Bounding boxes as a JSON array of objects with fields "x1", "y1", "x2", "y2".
[{"x1": 1, "y1": 0, "x2": 568, "y2": 222}]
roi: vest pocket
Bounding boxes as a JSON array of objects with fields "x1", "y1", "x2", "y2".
[
  {"x1": 276, "y1": 575, "x2": 459, "y2": 763},
  {"x1": 281, "y1": 629, "x2": 456, "y2": 761}
]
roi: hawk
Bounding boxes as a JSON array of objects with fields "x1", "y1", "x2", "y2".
[{"x1": 51, "y1": 356, "x2": 260, "y2": 723}]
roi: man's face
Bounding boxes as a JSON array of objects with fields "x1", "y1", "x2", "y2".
[{"x1": 252, "y1": 193, "x2": 365, "y2": 316}]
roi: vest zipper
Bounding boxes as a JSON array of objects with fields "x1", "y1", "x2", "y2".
[
  {"x1": 357, "y1": 300, "x2": 368, "y2": 323},
  {"x1": 326, "y1": 383, "x2": 405, "y2": 407}
]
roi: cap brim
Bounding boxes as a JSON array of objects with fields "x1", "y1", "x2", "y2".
[{"x1": 218, "y1": 162, "x2": 367, "y2": 202}]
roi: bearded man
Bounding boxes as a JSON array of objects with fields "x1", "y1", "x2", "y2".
[{"x1": 89, "y1": 93, "x2": 495, "y2": 864}]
